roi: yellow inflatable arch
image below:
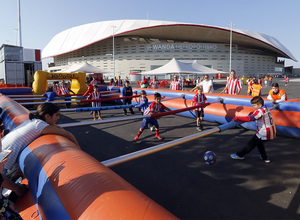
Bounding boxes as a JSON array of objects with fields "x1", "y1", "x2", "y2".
[{"x1": 32, "y1": 71, "x2": 87, "y2": 95}]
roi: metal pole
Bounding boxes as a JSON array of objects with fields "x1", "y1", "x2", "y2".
[
  {"x1": 112, "y1": 25, "x2": 116, "y2": 79},
  {"x1": 229, "y1": 22, "x2": 234, "y2": 72},
  {"x1": 60, "y1": 114, "x2": 149, "y2": 128},
  {"x1": 18, "y1": 0, "x2": 22, "y2": 47},
  {"x1": 102, "y1": 121, "x2": 241, "y2": 167}
]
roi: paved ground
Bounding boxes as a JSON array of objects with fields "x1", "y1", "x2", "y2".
[{"x1": 58, "y1": 78, "x2": 300, "y2": 219}]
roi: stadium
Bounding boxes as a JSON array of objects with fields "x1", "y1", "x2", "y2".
[{"x1": 42, "y1": 19, "x2": 297, "y2": 78}]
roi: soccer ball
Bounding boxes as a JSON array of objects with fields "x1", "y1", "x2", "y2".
[{"x1": 203, "y1": 151, "x2": 216, "y2": 165}]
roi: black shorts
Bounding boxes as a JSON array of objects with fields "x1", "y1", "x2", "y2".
[{"x1": 195, "y1": 110, "x2": 204, "y2": 118}]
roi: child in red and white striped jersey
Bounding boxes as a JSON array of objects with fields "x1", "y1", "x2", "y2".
[
  {"x1": 230, "y1": 96, "x2": 276, "y2": 163},
  {"x1": 87, "y1": 85, "x2": 102, "y2": 120}
]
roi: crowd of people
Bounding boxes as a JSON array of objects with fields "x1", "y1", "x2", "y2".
[{"x1": 0, "y1": 69, "x2": 292, "y2": 217}]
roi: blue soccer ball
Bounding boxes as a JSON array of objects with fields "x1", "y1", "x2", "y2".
[{"x1": 203, "y1": 151, "x2": 216, "y2": 165}]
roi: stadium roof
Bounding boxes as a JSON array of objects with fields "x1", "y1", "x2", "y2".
[{"x1": 42, "y1": 19, "x2": 297, "y2": 62}]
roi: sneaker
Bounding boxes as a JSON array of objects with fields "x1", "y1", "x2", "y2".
[
  {"x1": 230, "y1": 153, "x2": 244, "y2": 160},
  {"x1": 150, "y1": 126, "x2": 155, "y2": 132},
  {"x1": 196, "y1": 127, "x2": 202, "y2": 132},
  {"x1": 155, "y1": 135, "x2": 163, "y2": 140},
  {"x1": 131, "y1": 111, "x2": 135, "y2": 115},
  {"x1": 133, "y1": 136, "x2": 139, "y2": 142},
  {"x1": 260, "y1": 155, "x2": 271, "y2": 163}
]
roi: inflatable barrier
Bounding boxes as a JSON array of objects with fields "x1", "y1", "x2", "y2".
[
  {"x1": 0, "y1": 87, "x2": 32, "y2": 96},
  {"x1": 32, "y1": 71, "x2": 87, "y2": 95},
  {"x1": 130, "y1": 88, "x2": 300, "y2": 139},
  {"x1": 0, "y1": 95, "x2": 177, "y2": 219}
]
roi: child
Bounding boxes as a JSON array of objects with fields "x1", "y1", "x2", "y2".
[
  {"x1": 58, "y1": 83, "x2": 75, "y2": 108},
  {"x1": 43, "y1": 86, "x2": 59, "y2": 102},
  {"x1": 247, "y1": 76, "x2": 253, "y2": 96},
  {"x1": 110, "y1": 78, "x2": 116, "y2": 86},
  {"x1": 230, "y1": 96, "x2": 276, "y2": 163},
  {"x1": 83, "y1": 81, "x2": 94, "y2": 97},
  {"x1": 134, "y1": 92, "x2": 171, "y2": 141},
  {"x1": 135, "y1": 90, "x2": 155, "y2": 131},
  {"x1": 135, "y1": 90, "x2": 149, "y2": 115},
  {"x1": 122, "y1": 81, "x2": 135, "y2": 115},
  {"x1": 87, "y1": 85, "x2": 102, "y2": 120},
  {"x1": 191, "y1": 86, "x2": 207, "y2": 131}
]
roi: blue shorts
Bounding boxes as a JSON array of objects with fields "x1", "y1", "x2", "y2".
[{"x1": 142, "y1": 118, "x2": 158, "y2": 129}]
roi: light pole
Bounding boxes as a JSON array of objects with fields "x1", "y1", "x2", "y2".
[
  {"x1": 17, "y1": 0, "x2": 22, "y2": 47},
  {"x1": 112, "y1": 25, "x2": 116, "y2": 79},
  {"x1": 14, "y1": 29, "x2": 18, "y2": 46},
  {"x1": 229, "y1": 22, "x2": 234, "y2": 72}
]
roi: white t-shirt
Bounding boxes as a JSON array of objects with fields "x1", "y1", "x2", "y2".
[
  {"x1": 2, "y1": 119, "x2": 49, "y2": 170},
  {"x1": 200, "y1": 80, "x2": 214, "y2": 93}
]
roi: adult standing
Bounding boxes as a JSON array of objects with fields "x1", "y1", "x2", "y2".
[
  {"x1": 190, "y1": 74, "x2": 214, "y2": 93},
  {"x1": 90, "y1": 77, "x2": 98, "y2": 86},
  {"x1": 170, "y1": 75, "x2": 182, "y2": 90},
  {"x1": 140, "y1": 76, "x2": 149, "y2": 88},
  {"x1": 264, "y1": 76, "x2": 268, "y2": 86},
  {"x1": 149, "y1": 75, "x2": 159, "y2": 89},
  {"x1": 116, "y1": 76, "x2": 123, "y2": 87},
  {"x1": 221, "y1": 70, "x2": 242, "y2": 95},
  {"x1": 268, "y1": 76, "x2": 273, "y2": 86}
]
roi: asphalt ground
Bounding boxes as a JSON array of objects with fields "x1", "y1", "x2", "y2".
[{"x1": 56, "y1": 78, "x2": 300, "y2": 219}]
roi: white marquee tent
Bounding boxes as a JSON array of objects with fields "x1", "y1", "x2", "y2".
[
  {"x1": 141, "y1": 58, "x2": 226, "y2": 76},
  {"x1": 140, "y1": 58, "x2": 201, "y2": 75},
  {"x1": 61, "y1": 62, "x2": 113, "y2": 74},
  {"x1": 191, "y1": 60, "x2": 227, "y2": 74}
]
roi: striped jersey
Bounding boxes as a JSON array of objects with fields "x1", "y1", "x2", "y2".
[
  {"x1": 116, "y1": 79, "x2": 123, "y2": 87},
  {"x1": 2, "y1": 119, "x2": 49, "y2": 171},
  {"x1": 226, "y1": 78, "x2": 241, "y2": 95},
  {"x1": 170, "y1": 80, "x2": 181, "y2": 90},
  {"x1": 88, "y1": 91, "x2": 102, "y2": 107},
  {"x1": 192, "y1": 93, "x2": 207, "y2": 111},
  {"x1": 249, "y1": 106, "x2": 276, "y2": 140},
  {"x1": 91, "y1": 79, "x2": 98, "y2": 86},
  {"x1": 144, "y1": 102, "x2": 166, "y2": 115},
  {"x1": 58, "y1": 87, "x2": 71, "y2": 95}
]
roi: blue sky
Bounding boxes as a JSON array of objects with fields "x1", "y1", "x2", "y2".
[{"x1": 1, "y1": 0, "x2": 300, "y2": 69}]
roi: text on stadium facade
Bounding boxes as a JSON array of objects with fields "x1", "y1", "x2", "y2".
[{"x1": 147, "y1": 43, "x2": 218, "y2": 50}]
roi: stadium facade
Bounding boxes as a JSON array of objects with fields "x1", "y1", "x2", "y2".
[{"x1": 42, "y1": 19, "x2": 297, "y2": 78}]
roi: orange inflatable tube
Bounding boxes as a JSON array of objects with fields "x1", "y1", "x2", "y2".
[{"x1": 0, "y1": 95, "x2": 177, "y2": 219}]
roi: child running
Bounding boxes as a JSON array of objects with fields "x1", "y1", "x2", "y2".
[
  {"x1": 134, "y1": 92, "x2": 171, "y2": 142},
  {"x1": 230, "y1": 96, "x2": 276, "y2": 163},
  {"x1": 87, "y1": 85, "x2": 102, "y2": 120},
  {"x1": 191, "y1": 86, "x2": 207, "y2": 131}
]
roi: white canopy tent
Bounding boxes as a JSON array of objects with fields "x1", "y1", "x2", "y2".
[
  {"x1": 61, "y1": 62, "x2": 113, "y2": 74},
  {"x1": 191, "y1": 60, "x2": 227, "y2": 74},
  {"x1": 140, "y1": 58, "x2": 201, "y2": 75},
  {"x1": 140, "y1": 58, "x2": 226, "y2": 77}
]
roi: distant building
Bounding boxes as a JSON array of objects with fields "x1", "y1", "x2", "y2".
[
  {"x1": 43, "y1": 19, "x2": 297, "y2": 78},
  {"x1": 0, "y1": 44, "x2": 42, "y2": 86}
]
